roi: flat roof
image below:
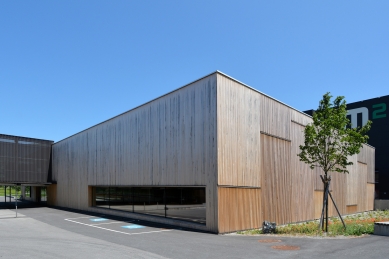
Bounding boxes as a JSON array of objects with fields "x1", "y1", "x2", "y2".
[{"x1": 0, "y1": 133, "x2": 54, "y2": 143}]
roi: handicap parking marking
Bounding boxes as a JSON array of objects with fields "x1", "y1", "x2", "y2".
[
  {"x1": 89, "y1": 221, "x2": 133, "y2": 226},
  {"x1": 121, "y1": 224, "x2": 145, "y2": 229},
  {"x1": 65, "y1": 216, "x2": 123, "y2": 225},
  {"x1": 64, "y1": 217, "x2": 172, "y2": 236},
  {"x1": 89, "y1": 218, "x2": 108, "y2": 222}
]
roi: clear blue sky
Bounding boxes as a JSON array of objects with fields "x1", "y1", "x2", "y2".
[{"x1": 1, "y1": 1, "x2": 388, "y2": 142}]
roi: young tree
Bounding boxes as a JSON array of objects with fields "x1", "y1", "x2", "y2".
[{"x1": 298, "y1": 93, "x2": 371, "y2": 232}]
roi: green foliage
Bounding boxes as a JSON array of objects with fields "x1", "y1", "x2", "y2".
[
  {"x1": 238, "y1": 210, "x2": 389, "y2": 237},
  {"x1": 298, "y1": 93, "x2": 371, "y2": 175}
]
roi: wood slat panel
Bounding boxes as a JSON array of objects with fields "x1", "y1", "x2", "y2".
[
  {"x1": 261, "y1": 134, "x2": 291, "y2": 225},
  {"x1": 216, "y1": 74, "x2": 261, "y2": 187},
  {"x1": 357, "y1": 145, "x2": 367, "y2": 164},
  {"x1": 314, "y1": 191, "x2": 323, "y2": 219},
  {"x1": 328, "y1": 170, "x2": 347, "y2": 216},
  {"x1": 314, "y1": 190, "x2": 334, "y2": 219},
  {"x1": 51, "y1": 71, "x2": 376, "y2": 233},
  {"x1": 260, "y1": 96, "x2": 291, "y2": 140},
  {"x1": 290, "y1": 109, "x2": 312, "y2": 126},
  {"x1": 218, "y1": 187, "x2": 261, "y2": 233},
  {"x1": 346, "y1": 205, "x2": 357, "y2": 214},
  {"x1": 367, "y1": 183, "x2": 375, "y2": 211},
  {"x1": 366, "y1": 146, "x2": 375, "y2": 183},
  {"x1": 0, "y1": 134, "x2": 52, "y2": 183},
  {"x1": 53, "y1": 74, "x2": 219, "y2": 232},
  {"x1": 357, "y1": 162, "x2": 368, "y2": 212},
  {"x1": 346, "y1": 155, "x2": 359, "y2": 206},
  {"x1": 290, "y1": 122, "x2": 315, "y2": 222},
  {"x1": 47, "y1": 184, "x2": 57, "y2": 205}
]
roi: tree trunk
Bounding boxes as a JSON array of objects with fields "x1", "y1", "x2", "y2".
[{"x1": 325, "y1": 174, "x2": 329, "y2": 232}]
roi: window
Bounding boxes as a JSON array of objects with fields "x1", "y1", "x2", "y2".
[{"x1": 93, "y1": 186, "x2": 206, "y2": 224}]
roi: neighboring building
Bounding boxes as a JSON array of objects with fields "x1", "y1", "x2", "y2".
[
  {"x1": 1, "y1": 72, "x2": 375, "y2": 233},
  {"x1": 0, "y1": 134, "x2": 53, "y2": 203},
  {"x1": 305, "y1": 95, "x2": 389, "y2": 199}
]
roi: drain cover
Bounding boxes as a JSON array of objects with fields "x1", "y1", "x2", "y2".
[
  {"x1": 271, "y1": 245, "x2": 300, "y2": 251},
  {"x1": 258, "y1": 239, "x2": 282, "y2": 243}
]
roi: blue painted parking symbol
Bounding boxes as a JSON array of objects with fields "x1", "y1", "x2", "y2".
[
  {"x1": 121, "y1": 224, "x2": 145, "y2": 229},
  {"x1": 90, "y1": 218, "x2": 108, "y2": 222}
]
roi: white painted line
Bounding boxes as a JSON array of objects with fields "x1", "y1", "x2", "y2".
[
  {"x1": 89, "y1": 221, "x2": 134, "y2": 226},
  {"x1": 64, "y1": 218, "x2": 172, "y2": 235},
  {"x1": 66, "y1": 216, "x2": 95, "y2": 220}
]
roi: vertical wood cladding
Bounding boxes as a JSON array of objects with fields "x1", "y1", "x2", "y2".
[
  {"x1": 215, "y1": 74, "x2": 374, "y2": 231},
  {"x1": 357, "y1": 145, "x2": 367, "y2": 164},
  {"x1": 328, "y1": 169, "x2": 347, "y2": 216},
  {"x1": 51, "y1": 72, "x2": 375, "y2": 233},
  {"x1": 0, "y1": 134, "x2": 53, "y2": 183},
  {"x1": 367, "y1": 147, "x2": 375, "y2": 184},
  {"x1": 216, "y1": 74, "x2": 261, "y2": 187},
  {"x1": 53, "y1": 74, "x2": 218, "y2": 232},
  {"x1": 357, "y1": 145, "x2": 375, "y2": 184},
  {"x1": 357, "y1": 162, "x2": 368, "y2": 211},
  {"x1": 218, "y1": 187, "x2": 261, "y2": 233},
  {"x1": 290, "y1": 109, "x2": 312, "y2": 126},
  {"x1": 260, "y1": 95, "x2": 290, "y2": 140},
  {"x1": 367, "y1": 183, "x2": 375, "y2": 210},
  {"x1": 290, "y1": 121, "x2": 316, "y2": 222},
  {"x1": 261, "y1": 134, "x2": 292, "y2": 225}
]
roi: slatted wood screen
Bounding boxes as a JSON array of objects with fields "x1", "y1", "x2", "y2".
[
  {"x1": 260, "y1": 96, "x2": 291, "y2": 140},
  {"x1": 218, "y1": 187, "x2": 261, "y2": 233},
  {"x1": 357, "y1": 162, "x2": 368, "y2": 211},
  {"x1": 290, "y1": 121, "x2": 316, "y2": 222},
  {"x1": 327, "y1": 170, "x2": 347, "y2": 216},
  {"x1": 51, "y1": 71, "x2": 375, "y2": 233},
  {"x1": 216, "y1": 74, "x2": 261, "y2": 188},
  {"x1": 367, "y1": 147, "x2": 375, "y2": 184},
  {"x1": 53, "y1": 74, "x2": 219, "y2": 232},
  {"x1": 260, "y1": 134, "x2": 292, "y2": 225},
  {"x1": 367, "y1": 183, "x2": 375, "y2": 210},
  {"x1": 314, "y1": 190, "x2": 336, "y2": 219},
  {"x1": 347, "y1": 156, "x2": 361, "y2": 206},
  {"x1": 0, "y1": 134, "x2": 53, "y2": 183}
]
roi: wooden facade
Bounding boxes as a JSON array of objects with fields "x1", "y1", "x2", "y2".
[
  {"x1": 52, "y1": 74, "x2": 219, "y2": 232},
  {"x1": 50, "y1": 71, "x2": 375, "y2": 233}
]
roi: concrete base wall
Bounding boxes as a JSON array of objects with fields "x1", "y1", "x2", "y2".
[{"x1": 374, "y1": 200, "x2": 389, "y2": 210}]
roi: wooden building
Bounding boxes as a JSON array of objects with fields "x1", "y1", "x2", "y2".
[{"x1": 49, "y1": 71, "x2": 375, "y2": 233}]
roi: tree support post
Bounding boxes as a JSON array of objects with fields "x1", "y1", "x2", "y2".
[
  {"x1": 319, "y1": 175, "x2": 346, "y2": 232},
  {"x1": 319, "y1": 175, "x2": 331, "y2": 231}
]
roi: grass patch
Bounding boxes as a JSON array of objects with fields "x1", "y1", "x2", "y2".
[{"x1": 239, "y1": 210, "x2": 389, "y2": 237}]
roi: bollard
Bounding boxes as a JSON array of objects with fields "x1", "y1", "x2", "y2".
[{"x1": 15, "y1": 196, "x2": 18, "y2": 218}]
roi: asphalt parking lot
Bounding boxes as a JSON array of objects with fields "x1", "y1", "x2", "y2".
[{"x1": 1, "y1": 207, "x2": 388, "y2": 259}]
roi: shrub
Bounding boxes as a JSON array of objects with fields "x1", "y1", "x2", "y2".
[{"x1": 238, "y1": 210, "x2": 389, "y2": 236}]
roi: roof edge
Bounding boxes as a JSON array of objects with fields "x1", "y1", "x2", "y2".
[
  {"x1": 55, "y1": 70, "x2": 314, "y2": 145},
  {"x1": 215, "y1": 71, "x2": 312, "y2": 119},
  {"x1": 54, "y1": 71, "x2": 219, "y2": 145},
  {"x1": 0, "y1": 133, "x2": 54, "y2": 143}
]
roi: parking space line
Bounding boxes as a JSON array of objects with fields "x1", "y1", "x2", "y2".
[
  {"x1": 66, "y1": 216, "x2": 95, "y2": 220},
  {"x1": 64, "y1": 218, "x2": 173, "y2": 235},
  {"x1": 89, "y1": 221, "x2": 134, "y2": 226}
]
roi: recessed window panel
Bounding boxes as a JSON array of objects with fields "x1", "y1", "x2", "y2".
[{"x1": 92, "y1": 186, "x2": 206, "y2": 224}]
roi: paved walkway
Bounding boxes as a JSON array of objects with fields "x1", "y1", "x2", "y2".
[{"x1": 1, "y1": 207, "x2": 389, "y2": 259}]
